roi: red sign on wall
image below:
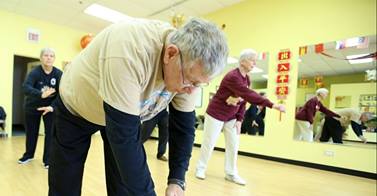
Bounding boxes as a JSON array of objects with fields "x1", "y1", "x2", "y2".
[
  {"x1": 278, "y1": 51, "x2": 291, "y2": 61},
  {"x1": 276, "y1": 86, "x2": 288, "y2": 95},
  {"x1": 277, "y1": 63, "x2": 290, "y2": 72},
  {"x1": 276, "y1": 75, "x2": 289, "y2": 83}
]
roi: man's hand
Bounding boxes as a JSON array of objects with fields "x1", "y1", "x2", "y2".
[
  {"x1": 41, "y1": 87, "x2": 56, "y2": 98},
  {"x1": 165, "y1": 184, "x2": 184, "y2": 196},
  {"x1": 272, "y1": 104, "x2": 286, "y2": 113},
  {"x1": 226, "y1": 96, "x2": 243, "y2": 106},
  {"x1": 252, "y1": 120, "x2": 258, "y2": 127},
  {"x1": 358, "y1": 135, "x2": 368, "y2": 143},
  {"x1": 37, "y1": 106, "x2": 54, "y2": 115}
]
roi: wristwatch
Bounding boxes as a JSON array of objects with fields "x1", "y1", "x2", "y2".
[{"x1": 168, "y1": 178, "x2": 186, "y2": 191}]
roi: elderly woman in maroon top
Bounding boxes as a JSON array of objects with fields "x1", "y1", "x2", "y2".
[
  {"x1": 295, "y1": 88, "x2": 340, "y2": 142},
  {"x1": 195, "y1": 49, "x2": 285, "y2": 185}
]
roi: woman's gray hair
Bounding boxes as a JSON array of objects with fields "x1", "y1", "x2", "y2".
[
  {"x1": 361, "y1": 112, "x2": 374, "y2": 121},
  {"x1": 168, "y1": 18, "x2": 228, "y2": 78},
  {"x1": 40, "y1": 48, "x2": 55, "y2": 58},
  {"x1": 316, "y1": 88, "x2": 329, "y2": 96},
  {"x1": 239, "y1": 48, "x2": 257, "y2": 62}
]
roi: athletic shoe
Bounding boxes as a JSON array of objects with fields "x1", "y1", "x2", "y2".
[
  {"x1": 225, "y1": 174, "x2": 246, "y2": 185},
  {"x1": 195, "y1": 169, "x2": 206, "y2": 180},
  {"x1": 18, "y1": 157, "x2": 34, "y2": 164},
  {"x1": 157, "y1": 155, "x2": 168, "y2": 162}
]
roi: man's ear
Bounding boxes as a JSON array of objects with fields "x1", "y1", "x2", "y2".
[{"x1": 163, "y1": 44, "x2": 179, "y2": 64}]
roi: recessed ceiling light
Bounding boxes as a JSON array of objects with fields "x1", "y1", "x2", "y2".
[
  {"x1": 347, "y1": 54, "x2": 374, "y2": 64},
  {"x1": 227, "y1": 56, "x2": 238, "y2": 64},
  {"x1": 84, "y1": 3, "x2": 132, "y2": 23}
]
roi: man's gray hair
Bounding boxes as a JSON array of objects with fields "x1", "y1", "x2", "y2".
[
  {"x1": 316, "y1": 88, "x2": 329, "y2": 96},
  {"x1": 40, "y1": 48, "x2": 55, "y2": 58},
  {"x1": 169, "y1": 18, "x2": 228, "y2": 78},
  {"x1": 239, "y1": 48, "x2": 257, "y2": 62}
]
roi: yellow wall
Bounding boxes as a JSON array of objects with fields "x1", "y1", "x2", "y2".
[
  {"x1": 0, "y1": 10, "x2": 86, "y2": 135},
  {"x1": 194, "y1": 0, "x2": 376, "y2": 173}
]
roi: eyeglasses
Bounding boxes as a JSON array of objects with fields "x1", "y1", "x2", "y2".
[{"x1": 178, "y1": 51, "x2": 209, "y2": 88}]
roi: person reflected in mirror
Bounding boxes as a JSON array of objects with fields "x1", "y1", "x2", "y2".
[
  {"x1": 18, "y1": 48, "x2": 62, "y2": 169},
  {"x1": 195, "y1": 115, "x2": 205, "y2": 130},
  {"x1": 140, "y1": 108, "x2": 169, "y2": 162},
  {"x1": 295, "y1": 88, "x2": 340, "y2": 142},
  {"x1": 0, "y1": 106, "x2": 6, "y2": 129},
  {"x1": 195, "y1": 49, "x2": 285, "y2": 186},
  {"x1": 317, "y1": 108, "x2": 372, "y2": 144},
  {"x1": 0, "y1": 106, "x2": 6, "y2": 135},
  {"x1": 241, "y1": 92, "x2": 266, "y2": 136}
]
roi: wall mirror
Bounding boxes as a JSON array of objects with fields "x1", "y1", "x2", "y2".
[{"x1": 294, "y1": 35, "x2": 376, "y2": 147}]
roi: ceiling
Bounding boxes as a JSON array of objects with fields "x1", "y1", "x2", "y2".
[
  {"x1": 0, "y1": 0, "x2": 243, "y2": 33},
  {"x1": 1, "y1": 1, "x2": 374, "y2": 83},
  {"x1": 299, "y1": 35, "x2": 376, "y2": 78},
  {"x1": 249, "y1": 35, "x2": 376, "y2": 82}
]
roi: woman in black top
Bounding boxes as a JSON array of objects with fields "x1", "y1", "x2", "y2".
[
  {"x1": 0, "y1": 106, "x2": 6, "y2": 131},
  {"x1": 241, "y1": 92, "x2": 266, "y2": 135},
  {"x1": 18, "y1": 48, "x2": 62, "y2": 168}
]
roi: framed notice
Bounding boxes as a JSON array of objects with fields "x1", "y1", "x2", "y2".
[{"x1": 359, "y1": 94, "x2": 377, "y2": 114}]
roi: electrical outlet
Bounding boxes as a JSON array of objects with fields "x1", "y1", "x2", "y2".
[{"x1": 324, "y1": 150, "x2": 335, "y2": 157}]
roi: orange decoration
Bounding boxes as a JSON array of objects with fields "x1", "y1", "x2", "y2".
[
  {"x1": 299, "y1": 46, "x2": 308, "y2": 56},
  {"x1": 171, "y1": 14, "x2": 185, "y2": 28},
  {"x1": 299, "y1": 78, "x2": 309, "y2": 88},
  {"x1": 80, "y1": 34, "x2": 93, "y2": 49},
  {"x1": 315, "y1": 43, "x2": 324, "y2": 53},
  {"x1": 314, "y1": 75, "x2": 324, "y2": 88},
  {"x1": 314, "y1": 75, "x2": 323, "y2": 83}
]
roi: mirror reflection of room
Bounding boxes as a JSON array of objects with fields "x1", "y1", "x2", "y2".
[{"x1": 294, "y1": 35, "x2": 376, "y2": 146}]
